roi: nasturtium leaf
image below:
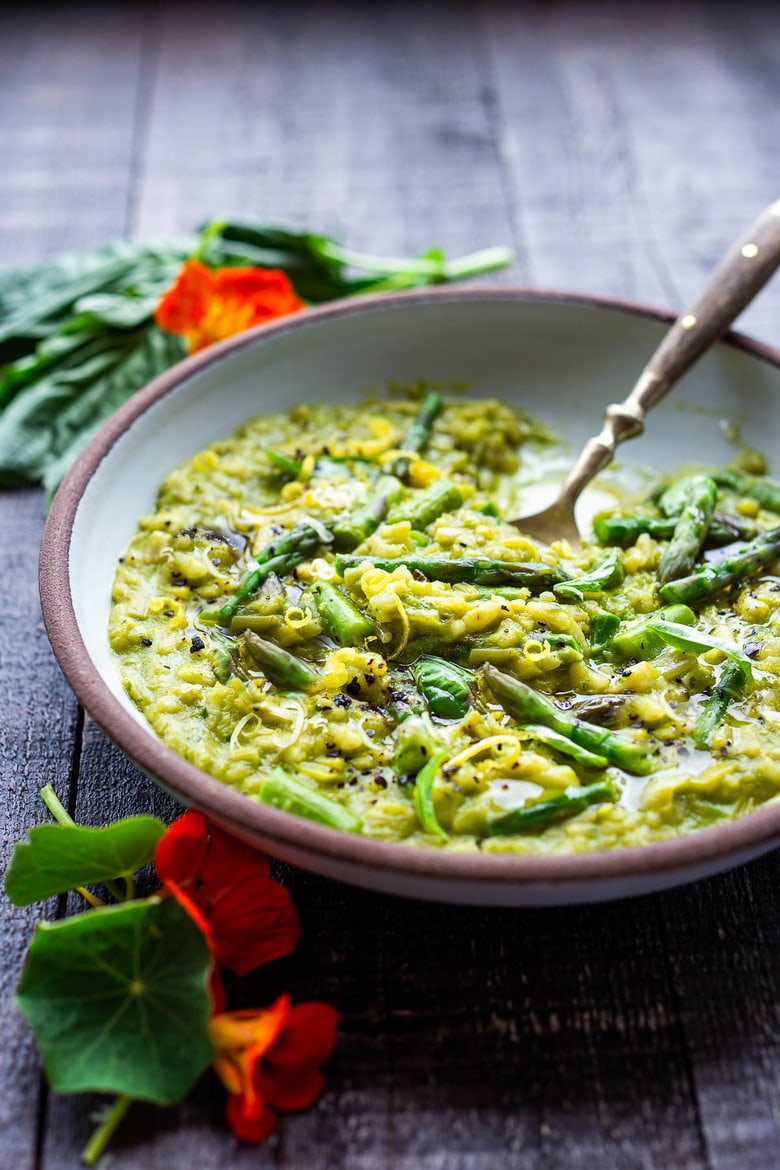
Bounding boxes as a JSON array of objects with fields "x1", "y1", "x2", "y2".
[
  {"x1": 16, "y1": 896, "x2": 214, "y2": 1103},
  {"x1": 4, "y1": 815, "x2": 165, "y2": 906}
]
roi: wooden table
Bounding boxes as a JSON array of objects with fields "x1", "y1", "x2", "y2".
[{"x1": 3, "y1": 4, "x2": 780, "y2": 1167}]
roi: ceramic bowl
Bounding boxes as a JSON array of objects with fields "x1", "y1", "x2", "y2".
[{"x1": 40, "y1": 288, "x2": 780, "y2": 905}]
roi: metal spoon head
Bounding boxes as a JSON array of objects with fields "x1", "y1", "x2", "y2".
[{"x1": 509, "y1": 499, "x2": 581, "y2": 549}]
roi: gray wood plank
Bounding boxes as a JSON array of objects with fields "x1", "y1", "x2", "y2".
[
  {"x1": 132, "y1": 1, "x2": 518, "y2": 264},
  {"x1": 0, "y1": 491, "x2": 82, "y2": 1170},
  {"x1": 0, "y1": 5, "x2": 154, "y2": 1167},
  {"x1": 482, "y1": 1, "x2": 780, "y2": 346},
  {"x1": 659, "y1": 858, "x2": 780, "y2": 1170},
  {"x1": 0, "y1": 5, "x2": 149, "y2": 262}
]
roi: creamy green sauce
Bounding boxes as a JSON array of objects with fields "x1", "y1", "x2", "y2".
[{"x1": 109, "y1": 391, "x2": 780, "y2": 853}]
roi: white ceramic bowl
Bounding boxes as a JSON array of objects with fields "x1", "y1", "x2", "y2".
[{"x1": 41, "y1": 288, "x2": 780, "y2": 905}]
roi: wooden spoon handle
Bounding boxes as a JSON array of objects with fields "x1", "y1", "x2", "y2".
[{"x1": 559, "y1": 199, "x2": 780, "y2": 508}]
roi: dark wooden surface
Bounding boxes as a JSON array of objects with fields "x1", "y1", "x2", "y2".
[{"x1": 2, "y1": 3, "x2": 780, "y2": 1167}]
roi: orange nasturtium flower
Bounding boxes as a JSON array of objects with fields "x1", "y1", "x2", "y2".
[
  {"x1": 155, "y1": 810, "x2": 301, "y2": 976},
  {"x1": 212, "y1": 994, "x2": 339, "y2": 1143},
  {"x1": 155, "y1": 259, "x2": 305, "y2": 352}
]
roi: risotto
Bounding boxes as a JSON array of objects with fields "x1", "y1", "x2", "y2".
[{"x1": 109, "y1": 389, "x2": 780, "y2": 854}]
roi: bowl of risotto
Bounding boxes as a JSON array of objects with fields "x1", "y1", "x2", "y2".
[{"x1": 40, "y1": 287, "x2": 780, "y2": 904}]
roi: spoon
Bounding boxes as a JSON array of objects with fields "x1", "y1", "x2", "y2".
[{"x1": 513, "y1": 199, "x2": 780, "y2": 546}]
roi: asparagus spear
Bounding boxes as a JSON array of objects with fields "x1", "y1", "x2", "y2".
[
  {"x1": 594, "y1": 513, "x2": 756, "y2": 548},
  {"x1": 392, "y1": 715, "x2": 439, "y2": 775},
  {"x1": 553, "y1": 549, "x2": 624, "y2": 602},
  {"x1": 242, "y1": 631, "x2": 319, "y2": 690},
  {"x1": 589, "y1": 610, "x2": 620, "y2": 653},
  {"x1": 332, "y1": 474, "x2": 405, "y2": 551},
  {"x1": 658, "y1": 475, "x2": 718, "y2": 583},
  {"x1": 387, "y1": 478, "x2": 463, "y2": 529},
  {"x1": 519, "y1": 725, "x2": 608, "y2": 768},
  {"x1": 310, "y1": 581, "x2": 374, "y2": 646},
  {"x1": 487, "y1": 779, "x2": 617, "y2": 836},
  {"x1": 713, "y1": 469, "x2": 780, "y2": 513},
  {"x1": 201, "y1": 521, "x2": 328, "y2": 625},
  {"x1": 693, "y1": 661, "x2": 749, "y2": 748},
  {"x1": 659, "y1": 525, "x2": 780, "y2": 605},
  {"x1": 336, "y1": 554, "x2": 570, "y2": 589},
  {"x1": 266, "y1": 449, "x2": 303, "y2": 478},
  {"x1": 411, "y1": 656, "x2": 472, "y2": 719},
  {"x1": 481, "y1": 665, "x2": 655, "y2": 774},
  {"x1": 389, "y1": 390, "x2": 443, "y2": 479},
  {"x1": 413, "y1": 748, "x2": 449, "y2": 841},
  {"x1": 257, "y1": 767, "x2": 362, "y2": 832}
]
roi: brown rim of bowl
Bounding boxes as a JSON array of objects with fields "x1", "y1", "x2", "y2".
[{"x1": 40, "y1": 286, "x2": 780, "y2": 891}]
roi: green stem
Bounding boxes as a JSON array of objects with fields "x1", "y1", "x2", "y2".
[
  {"x1": 39, "y1": 785, "x2": 125, "y2": 905},
  {"x1": 314, "y1": 241, "x2": 514, "y2": 279},
  {"x1": 40, "y1": 784, "x2": 76, "y2": 827},
  {"x1": 82, "y1": 1094, "x2": 133, "y2": 1166}
]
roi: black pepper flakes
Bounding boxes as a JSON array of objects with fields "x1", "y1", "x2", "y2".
[
  {"x1": 140, "y1": 637, "x2": 152, "y2": 647},
  {"x1": 190, "y1": 636, "x2": 205, "y2": 654}
]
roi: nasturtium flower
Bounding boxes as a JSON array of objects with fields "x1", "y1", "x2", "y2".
[
  {"x1": 211, "y1": 994, "x2": 339, "y2": 1143},
  {"x1": 155, "y1": 259, "x2": 305, "y2": 352},
  {"x1": 155, "y1": 810, "x2": 300, "y2": 975}
]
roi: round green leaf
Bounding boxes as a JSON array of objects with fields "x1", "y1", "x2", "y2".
[
  {"x1": 4, "y1": 816, "x2": 165, "y2": 906},
  {"x1": 17, "y1": 896, "x2": 214, "y2": 1103}
]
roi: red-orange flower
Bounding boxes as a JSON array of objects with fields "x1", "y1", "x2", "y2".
[
  {"x1": 211, "y1": 994, "x2": 339, "y2": 1143},
  {"x1": 155, "y1": 259, "x2": 305, "y2": 352},
  {"x1": 155, "y1": 810, "x2": 300, "y2": 975}
]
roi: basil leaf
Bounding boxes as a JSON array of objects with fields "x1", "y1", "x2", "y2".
[
  {"x1": 648, "y1": 619, "x2": 757, "y2": 674},
  {"x1": 16, "y1": 897, "x2": 214, "y2": 1103},
  {"x1": 4, "y1": 816, "x2": 165, "y2": 906},
  {"x1": 412, "y1": 656, "x2": 472, "y2": 719}
]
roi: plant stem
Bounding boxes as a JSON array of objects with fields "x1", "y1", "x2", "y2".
[
  {"x1": 315, "y1": 241, "x2": 514, "y2": 279},
  {"x1": 39, "y1": 784, "x2": 120, "y2": 905},
  {"x1": 40, "y1": 784, "x2": 76, "y2": 827},
  {"x1": 82, "y1": 1094, "x2": 133, "y2": 1166}
]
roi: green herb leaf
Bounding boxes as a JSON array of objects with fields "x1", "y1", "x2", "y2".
[
  {"x1": 16, "y1": 897, "x2": 214, "y2": 1103},
  {"x1": 4, "y1": 816, "x2": 165, "y2": 906},
  {"x1": 647, "y1": 619, "x2": 758, "y2": 674},
  {"x1": 411, "y1": 656, "x2": 472, "y2": 719}
]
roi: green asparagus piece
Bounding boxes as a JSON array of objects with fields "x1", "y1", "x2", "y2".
[
  {"x1": 659, "y1": 525, "x2": 780, "y2": 605},
  {"x1": 693, "y1": 661, "x2": 749, "y2": 748},
  {"x1": 487, "y1": 780, "x2": 617, "y2": 836},
  {"x1": 520, "y1": 725, "x2": 608, "y2": 768},
  {"x1": 589, "y1": 610, "x2": 620, "y2": 652},
  {"x1": 242, "y1": 632, "x2": 319, "y2": 690},
  {"x1": 658, "y1": 475, "x2": 718, "y2": 583},
  {"x1": 481, "y1": 665, "x2": 655, "y2": 775},
  {"x1": 212, "y1": 633, "x2": 234, "y2": 683},
  {"x1": 390, "y1": 390, "x2": 443, "y2": 479},
  {"x1": 413, "y1": 748, "x2": 449, "y2": 841},
  {"x1": 553, "y1": 549, "x2": 624, "y2": 602},
  {"x1": 310, "y1": 581, "x2": 374, "y2": 646},
  {"x1": 257, "y1": 767, "x2": 362, "y2": 833},
  {"x1": 476, "y1": 500, "x2": 502, "y2": 520},
  {"x1": 200, "y1": 521, "x2": 328, "y2": 625},
  {"x1": 387, "y1": 478, "x2": 463, "y2": 529},
  {"x1": 266, "y1": 449, "x2": 303, "y2": 478},
  {"x1": 331, "y1": 474, "x2": 405, "y2": 551},
  {"x1": 392, "y1": 715, "x2": 439, "y2": 775},
  {"x1": 411, "y1": 656, "x2": 472, "y2": 719},
  {"x1": 594, "y1": 513, "x2": 756, "y2": 548},
  {"x1": 713, "y1": 469, "x2": 780, "y2": 513},
  {"x1": 610, "y1": 604, "x2": 696, "y2": 660},
  {"x1": 336, "y1": 554, "x2": 570, "y2": 589}
]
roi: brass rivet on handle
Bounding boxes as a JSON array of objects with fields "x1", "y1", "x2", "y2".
[
  {"x1": 741, "y1": 242, "x2": 759, "y2": 258},
  {"x1": 681, "y1": 314, "x2": 697, "y2": 329}
]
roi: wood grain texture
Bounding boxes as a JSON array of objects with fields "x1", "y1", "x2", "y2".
[{"x1": 2, "y1": 2, "x2": 780, "y2": 1168}]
